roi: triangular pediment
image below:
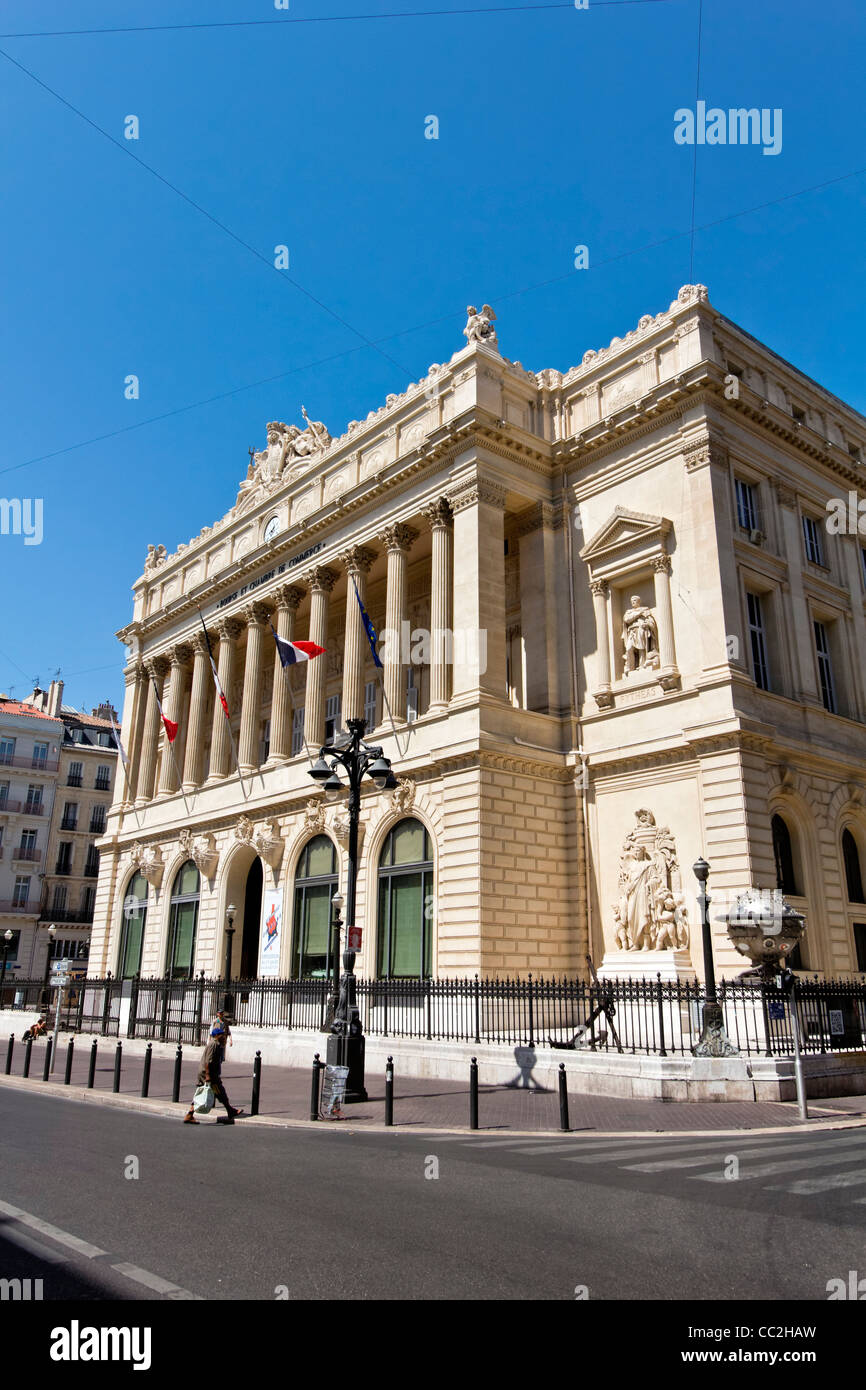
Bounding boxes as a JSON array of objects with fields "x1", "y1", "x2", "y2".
[{"x1": 579, "y1": 507, "x2": 671, "y2": 562}]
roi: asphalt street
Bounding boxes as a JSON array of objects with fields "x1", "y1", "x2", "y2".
[{"x1": 1, "y1": 1087, "x2": 865, "y2": 1301}]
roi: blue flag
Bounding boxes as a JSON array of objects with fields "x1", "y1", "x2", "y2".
[{"x1": 353, "y1": 583, "x2": 383, "y2": 669}]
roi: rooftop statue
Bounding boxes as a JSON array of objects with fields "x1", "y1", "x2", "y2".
[
  {"x1": 234, "y1": 413, "x2": 332, "y2": 516},
  {"x1": 463, "y1": 303, "x2": 498, "y2": 348}
]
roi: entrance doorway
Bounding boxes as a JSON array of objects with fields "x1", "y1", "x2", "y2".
[{"x1": 240, "y1": 857, "x2": 263, "y2": 979}]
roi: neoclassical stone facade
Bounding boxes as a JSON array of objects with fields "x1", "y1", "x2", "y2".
[{"x1": 90, "y1": 287, "x2": 866, "y2": 984}]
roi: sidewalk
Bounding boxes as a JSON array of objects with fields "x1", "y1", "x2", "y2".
[{"x1": 4, "y1": 1034, "x2": 866, "y2": 1134}]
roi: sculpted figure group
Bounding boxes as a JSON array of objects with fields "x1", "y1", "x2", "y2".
[
  {"x1": 612, "y1": 809, "x2": 689, "y2": 952},
  {"x1": 234, "y1": 413, "x2": 332, "y2": 515}
]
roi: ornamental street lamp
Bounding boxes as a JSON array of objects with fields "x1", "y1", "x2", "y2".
[
  {"x1": 308, "y1": 717, "x2": 397, "y2": 1101},
  {"x1": 324, "y1": 891, "x2": 344, "y2": 1029},
  {"x1": 1, "y1": 929, "x2": 12, "y2": 1008},
  {"x1": 692, "y1": 858, "x2": 737, "y2": 1057},
  {"x1": 40, "y1": 923, "x2": 57, "y2": 1008},
  {"x1": 223, "y1": 903, "x2": 236, "y2": 1019}
]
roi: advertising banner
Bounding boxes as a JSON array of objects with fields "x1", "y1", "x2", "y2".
[{"x1": 259, "y1": 889, "x2": 283, "y2": 977}]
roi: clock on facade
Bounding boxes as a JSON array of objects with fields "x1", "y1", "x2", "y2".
[{"x1": 263, "y1": 515, "x2": 280, "y2": 543}]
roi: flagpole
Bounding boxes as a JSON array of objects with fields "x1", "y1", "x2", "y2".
[
  {"x1": 197, "y1": 608, "x2": 250, "y2": 802},
  {"x1": 151, "y1": 680, "x2": 193, "y2": 817},
  {"x1": 109, "y1": 712, "x2": 142, "y2": 833},
  {"x1": 268, "y1": 621, "x2": 319, "y2": 769},
  {"x1": 349, "y1": 575, "x2": 409, "y2": 759}
]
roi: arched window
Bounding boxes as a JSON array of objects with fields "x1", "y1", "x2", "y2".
[
  {"x1": 119, "y1": 872, "x2": 148, "y2": 979},
  {"x1": 292, "y1": 836, "x2": 338, "y2": 979},
  {"x1": 842, "y1": 829, "x2": 865, "y2": 903},
  {"x1": 771, "y1": 814, "x2": 798, "y2": 896},
  {"x1": 166, "y1": 860, "x2": 200, "y2": 979},
  {"x1": 377, "y1": 819, "x2": 434, "y2": 979}
]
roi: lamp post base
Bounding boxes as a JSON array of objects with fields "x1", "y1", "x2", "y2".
[
  {"x1": 694, "y1": 1002, "x2": 738, "y2": 1057},
  {"x1": 326, "y1": 1031, "x2": 368, "y2": 1103}
]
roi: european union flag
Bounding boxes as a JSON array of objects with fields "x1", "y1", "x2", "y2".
[{"x1": 354, "y1": 582, "x2": 383, "y2": 669}]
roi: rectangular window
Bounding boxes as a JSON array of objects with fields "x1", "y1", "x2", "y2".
[
  {"x1": 261, "y1": 719, "x2": 270, "y2": 764},
  {"x1": 12, "y1": 876, "x2": 30, "y2": 908},
  {"x1": 364, "y1": 680, "x2": 377, "y2": 733},
  {"x1": 324, "y1": 694, "x2": 342, "y2": 745},
  {"x1": 82, "y1": 886, "x2": 96, "y2": 917},
  {"x1": 19, "y1": 830, "x2": 37, "y2": 854},
  {"x1": 95, "y1": 765, "x2": 111, "y2": 790},
  {"x1": 746, "y1": 592, "x2": 770, "y2": 691},
  {"x1": 52, "y1": 884, "x2": 68, "y2": 911},
  {"x1": 68, "y1": 761, "x2": 83, "y2": 787},
  {"x1": 0, "y1": 781, "x2": 8, "y2": 807},
  {"x1": 84, "y1": 846, "x2": 100, "y2": 877},
  {"x1": 32, "y1": 741, "x2": 48, "y2": 768},
  {"x1": 25, "y1": 785, "x2": 42, "y2": 812},
  {"x1": 0, "y1": 738, "x2": 15, "y2": 765},
  {"x1": 735, "y1": 479, "x2": 759, "y2": 532},
  {"x1": 814, "y1": 620, "x2": 837, "y2": 713},
  {"x1": 89, "y1": 806, "x2": 106, "y2": 835},
  {"x1": 56, "y1": 843, "x2": 73, "y2": 874},
  {"x1": 803, "y1": 514, "x2": 826, "y2": 566},
  {"x1": 97, "y1": 731, "x2": 113, "y2": 748},
  {"x1": 62, "y1": 802, "x2": 78, "y2": 830},
  {"x1": 291, "y1": 707, "x2": 305, "y2": 758}
]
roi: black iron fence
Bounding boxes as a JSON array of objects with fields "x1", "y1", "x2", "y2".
[{"x1": 1, "y1": 973, "x2": 865, "y2": 1057}]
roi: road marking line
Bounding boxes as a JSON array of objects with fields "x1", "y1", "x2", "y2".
[
  {"x1": 0, "y1": 1200, "x2": 106, "y2": 1258},
  {"x1": 694, "y1": 1149, "x2": 866, "y2": 1183},
  {"x1": 110, "y1": 1262, "x2": 202, "y2": 1299},
  {"x1": 626, "y1": 1135, "x2": 866, "y2": 1173},
  {"x1": 766, "y1": 1171, "x2": 866, "y2": 1195}
]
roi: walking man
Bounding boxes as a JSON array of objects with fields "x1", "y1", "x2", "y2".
[{"x1": 183, "y1": 1021, "x2": 244, "y2": 1124}]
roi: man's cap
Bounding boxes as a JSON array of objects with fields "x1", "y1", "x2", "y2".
[{"x1": 210, "y1": 1025, "x2": 225, "y2": 1037}]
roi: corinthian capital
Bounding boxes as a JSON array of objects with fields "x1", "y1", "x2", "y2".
[
  {"x1": 378, "y1": 523, "x2": 419, "y2": 554},
  {"x1": 421, "y1": 498, "x2": 453, "y2": 531},
  {"x1": 305, "y1": 565, "x2": 338, "y2": 594},
  {"x1": 339, "y1": 545, "x2": 377, "y2": 576}
]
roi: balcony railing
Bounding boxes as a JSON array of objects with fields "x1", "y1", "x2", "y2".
[
  {"x1": 89, "y1": 821, "x2": 106, "y2": 836},
  {"x1": 55, "y1": 863, "x2": 73, "y2": 876},
  {"x1": 11, "y1": 845, "x2": 41, "y2": 862},
  {"x1": 66, "y1": 775, "x2": 83, "y2": 787},
  {"x1": 0, "y1": 800, "x2": 22, "y2": 814},
  {"x1": 95, "y1": 779, "x2": 111, "y2": 792},
  {"x1": 22, "y1": 802, "x2": 44, "y2": 817},
  {"x1": 0, "y1": 754, "x2": 59, "y2": 773},
  {"x1": 0, "y1": 899, "x2": 35, "y2": 914},
  {"x1": 60, "y1": 818, "x2": 78, "y2": 831},
  {"x1": 38, "y1": 907, "x2": 95, "y2": 925},
  {"x1": 84, "y1": 862, "x2": 100, "y2": 878}
]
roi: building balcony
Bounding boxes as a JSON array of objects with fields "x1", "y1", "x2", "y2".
[
  {"x1": 0, "y1": 754, "x2": 59, "y2": 773},
  {"x1": 84, "y1": 863, "x2": 100, "y2": 878},
  {"x1": 0, "y1": 899, "x2": 36, "y2": 915},
  {"x1": 12, "y1": 845, "x2": 42, "y2": 863},
  {"x1": 0, "y1": 800, "x2": 22, "y2": 814},
  {"x1": 66, "y1": 775, "x2": 83, "y2": 787},
  {"x1": 22, "y1": 802, "x2": 45, "y2": 817},
  {"x1": 60, "y1": 818, "x2": 79, "y2": 831},
  {"x1": 54, "y1": 863, "x2": 73, "y2": 876},
  {"x1": 95, "y1": 779, "x2": 111, "y2": 792},
  {"x1": 39, "y1": 907, "x2": 95, "y2": 925}
]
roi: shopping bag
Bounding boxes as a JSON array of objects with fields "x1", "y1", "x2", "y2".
[{"x1": 193, "y1": 1083, "x2": 215, "y2": 1114}]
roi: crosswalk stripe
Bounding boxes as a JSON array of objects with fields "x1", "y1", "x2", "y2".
[
  {"x1": 766, "y1": 1171, "x2": 866, "y2": 1196},
  {"x1": 694, "y1": 1148, "x2": 866, "y2": 1183},
  {"x1": 562, "y1": 1137, "x2": 783, "y2": 1165},
  {"x1": 626, "y1": 1134, "x2": 866, "y2": 1173}
]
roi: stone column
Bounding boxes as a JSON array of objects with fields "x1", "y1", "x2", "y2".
[
  {"x1": 207, "y1": 618, "x2": 242, "y2": 782},
  {"x1": 422, "y1": 499, "x2": 453, "y2": 711},
  {"x1": 590, "y1": 579, "x2": 613, "y2": 708},
  {"x1": 267, "y1": 584, "x2": 305, "y2": 764},
  {"x1": 518, "y1": 503, "x2": 562, "y2": 713},
  {"x1": 652, "y1": 553, "x2": 679, "y2": 688},
  {"x1": 448, "y1": 476, "x2": 507, "y2": 704},
  {"x1": 238, "y1": 602, "x2": 270, "y2": 774},
  {"x1": 303, "y1": 567, "x2": 337, "y2": 750},
  {"x1": 379, "y1": 523, "x2": 418, "y2": 723},
  {"x1": 158, "y1": 645, "x2": 191, "y2": 794},
  {"x1": 340, "y1": 546, "x2": 377, "y2": 723},
  {"x1": 117, "y1": 662, "x2": 146, "y2": 806},
  {"x1": 182, "y1": 633, "x2": 212, "y2": 792},
  {"x1": 136, "y1": 657, "x2": 168, "y2": 806}
]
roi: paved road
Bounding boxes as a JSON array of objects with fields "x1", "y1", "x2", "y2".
[{"x1": 1, "y1": 1087, "x2": 864, "y2": 1301}]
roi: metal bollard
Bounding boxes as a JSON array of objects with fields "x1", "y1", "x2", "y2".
[
  {"x1": 309, "y1": 1052, "x2": 322, "y2": 1120},
  {"x1": 251, "y1": 1051, "x2": 261, "y2": 1117},
  {"x1": 558, "y1": 1062, "x2": 570, "y2": 1132},
  {"x1": 87, "y1": 1038, "x2": 97, "y2": 1089},
  {"x1": 172, "y1": 1044, "x2": 183, "y2": 1104},
  {"x1": 141, "y1": 1042, "x2": 152, "y2": 1098},
  {"x1": 385, "y1": 1055, "x2": 394, "y2": 1127},
  {"x1": 112, "y1": 1041, "x2": 123, "y2": 1093},
  {"x1": 5, "y1": 1035, "x2": 13, "y2": 1076},
  {"x1": 23, "y1": 1035, "x2": 33, "y2": 1078},
  {"x1": 469, "y1": 1056, "x2": 479, "y2": 1130},
  {"x1": 42, "y1": 1038, "x2": 52, "y2": 1081},
  {"x1": 64, "y1": 1038, "x2": 75, "y2": 1086}
]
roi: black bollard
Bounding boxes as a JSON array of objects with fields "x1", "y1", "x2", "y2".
[
  {"x1": 5, "y1": 1035, "x2": 13, "y2": 1076},
  {"x1": 42, "y1": 1037, "x2": 52, "y2": 1081},
  {"x1": 250, "y1": 1051, "x2": 262, "y2": 1117},
  {"x1": 469, "y1": 1056, "x2": 479, "y2": 1130},
  {"x1": 112, "y1": 1041, "x2": 123, "y2": 1093},
  {"x1": 87, "y1": 1038, "x2": 97, "y2": 1089},
  {"x1": 558, "y1": 1062, "x2": 570, "y2": 1132},
  {"x1": 384, "y1": 1056, "x2": 394, "y2": 1127},
  {"x1": 141, "y1": 1042, "x2": 152, "y2": 1098},
  {"x1": 23, "y1": 1035, "x2": 33, "y2": 1078},
  {"x1": 309, "y1": 1052, "x2": 322, "y2": 1121},
  {"x1": 172, "y1": 1044, "x2": 182, "y2": 1104},
  {"x1": 64, "y1": 1038, "x2": 75, "y2": 1086}
]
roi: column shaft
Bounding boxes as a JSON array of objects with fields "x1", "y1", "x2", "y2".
[
  {"x1": 303, "y1": 568, "x2": 337, "y2": 749},
  {"x1": 652, "y1": 556, "x2": 678, "y2": 680},
  {"x1": 449, "y1": 477, "x2": 507, "y2": 702},
  {"x1": 268, "y1": 585, "x2": 305, "y2": 763},
  {"x1": 182, "y1": 635, "x2": 211, "y2": 790},
  {"x1": 590, "y1": 580, "x2": 612, "y2": 697},
  {"x1": 136, "y1": 661, "x2": 167, "y2": 805},
  {"x1": 341, "y1": 547, "x2": 377, "y2": 723},
  {"x1": 424, "y1": 500, "x2": 453, "y2": 711},
  {"x1": 380, "y1": 524, "x2": 418, "y2": 721},
  {"x1": 207, "y1": 620, "x2": 241, "y2": 781},
  {"x1": 158, "y1": 647, "x2": 190, "y2": 794},
  {"x1": 238, "y1": 603, "x2": 269, "y2": 774}
]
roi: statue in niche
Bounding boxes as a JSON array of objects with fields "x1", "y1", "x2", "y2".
[
  {"x1": 621, "y1": 594, "x2": 659, "y2": 675},
  {"x1": 612, "y1": 809, "x2": 689, "y2": 951}
]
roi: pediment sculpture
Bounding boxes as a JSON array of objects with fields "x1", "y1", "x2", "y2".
[
  {"x1": 612, "y1": 809, "x2": 689, "y2": 951},
  {"x1": 234, "y1": 413, "x2": 332, "y2": 517},
  {"x1": 303, "y1": 797, "x2": 326, "y2": 835},
  {"x1": 178, "y1": 827, "x2": 219, "y2": 879},
  {"x1": 130, "y1": 841, "x2": 164, "y2": 889}
]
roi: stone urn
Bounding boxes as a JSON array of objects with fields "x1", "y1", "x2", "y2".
[{"x1": 724, "y1": 888, "x2": 806, "y2": 976}]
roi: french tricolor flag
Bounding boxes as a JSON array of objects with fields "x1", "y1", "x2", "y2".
[{"x1": 270, "y1": 625, "x2": 326, "y2": 668}]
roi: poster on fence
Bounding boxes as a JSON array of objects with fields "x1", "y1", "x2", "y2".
[{"x1": 258, "y1": 889, "x2": 283, "y2": 977}]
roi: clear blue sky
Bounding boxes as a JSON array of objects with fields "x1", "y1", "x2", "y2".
[{"x1": 1, "y1": 0, "x2": 864, "y2": 714}]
